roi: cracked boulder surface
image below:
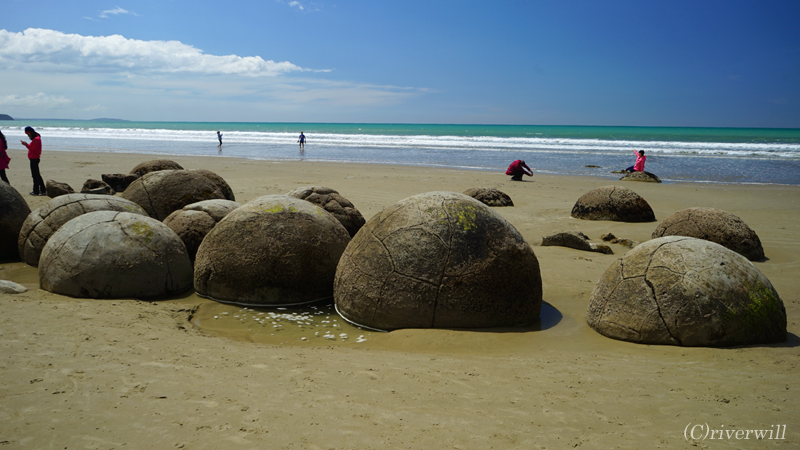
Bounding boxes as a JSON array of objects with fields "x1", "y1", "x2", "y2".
[
  {"x1": 0, "y1": 182, "x2": 31, "y2": 260},
  {"x1": 194, "y1": 195, "x2": 351, "y2": 306},
  {"x1": 129, "y1": 159, "x2": 184, "y2": 178},
  {"x1": 570, "y1": 185, "x2": 656, "y2": 222},
  {"x1": 334, "y1": 191, "x2": 542, "y2": 331},
  {"x1": 163, "y1": 199, "x2": 241, "y2": 261},
  {"x1": 652, "y1": 207, "x2": 764, "y2": 261},
  {"x1": 121, "y1": 170, "x2": 226, "y2": 221},
  {"x1": 18, "y1": 193, "x2": 148, "y2": 267},
  {"x1": 286, "y1": 186, "x2": 365, "y2": 238},
  {"x1": 463, "y1": 187, "x2": 514, "y2": 207},
  {"x1": 587, "y1": 236, "x2": 786, "y2": 347},
  {"x1": 39, "y1": 211, "x2": 192, "y2": 299},
  {"x1": 188, "y1": 169, "x2": 236, "y2": 202}
]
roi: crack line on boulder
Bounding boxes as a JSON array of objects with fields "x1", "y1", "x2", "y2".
[
  {"x1": 431, "y1": 200, "x2": 453, "y2": 328},
  {"x1": 643, "y1": 254, "x2": 682, "y2": 346}
]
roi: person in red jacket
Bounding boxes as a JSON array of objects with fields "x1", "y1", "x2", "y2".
[
  {"x1": 506, "y1": 159, "x2": 532, "y2": 181},
  {"x1": 21, "y1": 126, "x2": 46, "y2": 196}
]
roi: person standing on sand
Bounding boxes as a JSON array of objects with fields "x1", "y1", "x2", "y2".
[
  {"x1": 298, "y1": 132, "x2": 306, "y2": 150},
  {"x1": 0, "y1": 130, "x2": 10, "y2": 184},
  {"x1": 21, "y1": 126, "x2": 46, "y2": 196},
  {"x1": 506, "y1": 159, "x2": 533, "y2": 181},
  {"x1": 217, "y1": 131, "x2": 223, "y2": 147},
  {"x1": 625, "y1": 149, "x2": 646, "y2": 173}
]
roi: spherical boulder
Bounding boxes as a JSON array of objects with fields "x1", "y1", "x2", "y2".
[
  {"x1": 18, "y1": 193, "x2": 148, "y2": 267},
  {"x1": 652, "y1": 207, "x2": 764, "y2": 261},
  {"x1": 334, "y1": 191, "x2": 542, "y2": 330},
  {"x1": 587, "y1": 236, "x2": 786, "y2": 347},
  {"x1": 0, "y1": 183, "x2": 31, "y2": 260},
  {"x1": 571, "y1": 185, "x2": 655, "y2": 222},
  {"x1": 130, "y1": 159, "x2": 184, "y2": 177},
  {"x1": 188, "y1": 169, "x2": 236, "y2": 201},
  {"x1": 463, "y1": 187, "x2": 514, "y2": 207},
  {"x1": 121, "y1": 170, "x2": 226, "y2": 220},
  {"x1": 286, "y1": 186, "x2": 365, "y2": 237},
  {"x1": 39, "y1": 211, "x2": 193, "y2": 299},
  {"x1": 194, "y1": 195, "x2": 351, "y2": 305},
  {"x1": 163, "y1": 199, "x2": 241, "y2": 261},
  {"x1": 619, "y1": 171, "x2": 661, "y2": 183}
]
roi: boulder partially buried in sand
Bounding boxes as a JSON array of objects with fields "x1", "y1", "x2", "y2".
[
  {"x1": 18, "y1": 193, "x2": 148, "y2": 267},
  {"x1": 39, "y1": 211, "x2": 193, "y2": 299},
  {"x1": 587, "y1": 236, "x2": 786, "y2": 347},
  {"x1": 194, "y1": 195, "x2": 351, "y2": 305},
  {"x1": 0, "y1": 183, "x2": 31, "y2": 260},
  {"x1": 121, "y1": 170, "x2": 226, "y2": 220},
  {"x1": 541, "y1": 231, "x2": 613, "y2": 254},
  {"x1": 102, "y1": 173, "x2": 139, "y2": 193},
  {"x1": 334, "y1": 191, "x2": 542, "y2": 330},
  {"x1": 163, "y1": 199, "x2": 241, "y2": 261},
  {"x1": 45, "y1": 180, "x2": 74, "y2": 198},
  {"x1": 188, "y1": 169, "x2": 236, "y2": 202},
  {"x1": 651, "y1": 207, "x2": 764, "y2": 261},
  {"x1": 81, "y1": 179, "x2": 115, "y2": 195},
  {"x1": 130, "y1": 159, "x2": 184, "y2": 178},
  {"x1": 463, "y1": 187, "x2": 514, "y2": 207},
  {"x1": 571, "y1": 185, "x2": 656, "y2": 222},
  {"x1": 286, "y1": 186, "x2": 365, "y2": 237},
  {"x1": 619, "y1": 171, "x2": 661, "y2": 183}
]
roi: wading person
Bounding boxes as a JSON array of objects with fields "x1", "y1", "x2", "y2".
[
  {"x1": 298, "y1": 132, "x2": 306, "y2": 150},
  {"x1": 506, "y1": 159, "x2": 533, "y2": 181},
  {"x1": 21, "y1": 126, "x2": 46, "y2": 196}
]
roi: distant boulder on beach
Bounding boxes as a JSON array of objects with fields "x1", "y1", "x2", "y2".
[
  {"x1": 571, "y1": 185, "x2": 656, "y2": 222},
  {"x1": 619, "y1": 171, "x2": 661, "y2": 183},
  {"x1": 463, "y1": 187, "x2": 514, "y2": 207}
]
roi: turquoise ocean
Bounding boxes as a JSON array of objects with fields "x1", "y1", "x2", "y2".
[{"x1": 5, "y1": 120, "x2": 800, "y2": 185}]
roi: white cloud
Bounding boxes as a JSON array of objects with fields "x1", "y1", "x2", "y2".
[
  {"x1": 288, "y1": 1, "x2": 304, "y2": 11},
  {"x1": 99, "y1": 7, "x2": 137, "y2": 18},
  {"x1": 0, "y1": 92, "x2": 72, "y2": 108},
  {"x1": 0, "y1": 28, "x2": 307, "y2": 77}
]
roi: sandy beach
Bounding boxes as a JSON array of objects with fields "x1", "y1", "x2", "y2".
[{"x1": 1, "y1": 149, "x2": 798, "y2": 449}]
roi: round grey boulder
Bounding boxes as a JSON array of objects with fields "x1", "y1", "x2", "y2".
[
  {"x1": 130, "y1": 159, "x2": 184, "y2": 177},
  {"x1": 619, "y1": 171, "x2": 661, "y2": 183},
  {"x1": 163, "y1": 199, "x2": 241, "y2": 261},
  {"x1": 194, "y1": 195, "x2": 351, "y2": 306},
  {"x1": 121, "y1": 170, "x2": 226, "y2": 220},
  {"x1": 587, "y1": 236, "x2": 786, "y2": 347},
  {"x1": 334, "y1": 191, "x2": 542, "y2": 331},
  {"x1": 571, "y1": 185, "x2": 656, "y2": 222},
  {"x1": 463, "y1": 187, "x2": 514, "y2": 207},
  {"x1": 18, "y1": 193, "x2": 148, "y2": 267},
  {"x1": 188, "y1": 169, "x2": 236, "y2": 202},
  {"x1": 286, "y1": 186, "x2": 365, "y2": 237},
  {"x1": 39, "y1": 211, "x2": 193, "y2": 299},
  {"x1": 0, "y1": 183, "x2": 31, "y2": 260},
  {"x1": 652, "y1": 207, "x2": 764, "y2": 261}
]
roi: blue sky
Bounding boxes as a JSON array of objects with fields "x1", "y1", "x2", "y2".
[{"x1": 1, "y1": 0, "x2": 798, "y2": 126}]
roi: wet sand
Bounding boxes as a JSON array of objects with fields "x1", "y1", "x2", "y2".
[{"x1": 1, "y1": 150, "x2": 798, "y2": 448}]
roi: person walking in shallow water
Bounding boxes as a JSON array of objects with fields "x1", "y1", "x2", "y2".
[
  {"x1": 21, "y1": 126, "x2": 46, "y2": 195},
  {"x1": 298, "y1": 132, "x2": 306, "y2": 150},
  {"x1": 0, "y1": 130, "x2": 10, "y2": 185},
  {"x1": 217, "y1": 131, "x2": 223, "y2": 147}
]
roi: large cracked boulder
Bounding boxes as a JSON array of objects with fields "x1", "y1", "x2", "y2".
[
  {"x1": 463, "y1": 187, "x2": 514, "y2": 207},
  {"x1": 163, "y1": 199, "x2": 241, "y2": 261},
  {"x1": 0, "y1": 183, "x2": 31, "y2": 260},
  {"x1": 652, "y1": 207, "x2": 764, "y2": 261},
  {"x1": 121, "y1": 170, "x2": 226, "y2": 220},
  {"x1": 334, "y1": 191, "x2": 542, "y2": 330},
  {"x1": 130, "y1": 159, "x2": 184, "y2": 177},
  {"x1": 188, "y1": 169, "x2": 236, "y2": 202},
  {"x1": 194, "y1": 195, "x2": 351, "y2": 305},
  {"x1": 571, "y1": 185, "x2": 656, "y2": 222},
  {"x1": 18, "y1": 193, "x2": 148, "y2": 267},
  {"x1": 286, "y1": 186, "x2": 365, "y2": 237},
  {"x1": 587, "y1": 236, "x2": 786, "y2": 347},
  {"x1": 39, "y1": 211, "x2": 193, "y2": 299}
]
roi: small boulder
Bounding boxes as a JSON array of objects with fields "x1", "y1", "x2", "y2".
[
  {"x1": 0, "y1": 183, "x2": 31, "y2": 260},
  {"x1": 39, "y1": 211, "x2": 192, "y2": 299},
  {"x1": 541, "y1": 231, "x2": 614, "y2": 254},
  {"x1": 130, "y1": 159, "x2": 184, "y2": 178},
  {"x1": 571, "y1": 185, "x2": 656, "y2": 222},
  {"x1": 102, "y1": 173, "x2": 139, "y2": 192},
  {"x1": 463, "y1": 187, "x2": 514, "y2": 207},
  {"x1": 163, "y1": 199, "x2": 241, "y2": 261},
  {"x1": 286, "y1": 186, "x2": 366, "y2": 237},
  {"x1": 45, "y1": 180, "x2": 74, "y2": 198},
  {"x1": 652, "y1": 207, "x2": 764, "y2": 261},
  {"x1": 81, "y1": 179, "x2": 115, "y2": 195},
  {"x1": 18, "y1": 193, "x2": 148, "y2": 267},
  {"x1": 620, "y1": 171, "x2": 662, "y2": 183},
  {"x1": 121, "y1": 170, "x2": 226, "y2": 220},
  {"x1": 0, "y1": 280, "x2": 27, "y2": 294},
  {"x1": 188, "y1": 169, "x2": 235, "y2": 202},
  {"x1": 600, "y1": 232, "x2": 639, "y2": 248},
  {"x1": 587, "y1": 236, "x2": 786, "y2": 347}
]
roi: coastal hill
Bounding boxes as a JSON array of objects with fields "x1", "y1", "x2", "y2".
[{"x1": 0, "y1": 114, "x2": 13, "y2": 120}]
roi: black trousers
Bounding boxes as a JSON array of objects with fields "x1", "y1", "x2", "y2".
[{"x1": 30, "y1": 158, "x2": 45, "y2": 194}]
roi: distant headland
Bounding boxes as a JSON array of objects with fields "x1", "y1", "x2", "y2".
[{"x1": 0, "y1": 114, "x2": 13, "y2": 121}]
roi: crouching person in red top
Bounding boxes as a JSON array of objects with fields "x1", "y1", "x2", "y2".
[{"x1": 506, "y1": 159, "x2": 532, "y2": 181}]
